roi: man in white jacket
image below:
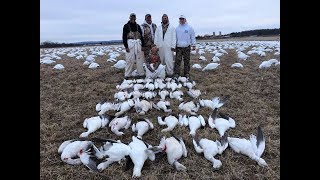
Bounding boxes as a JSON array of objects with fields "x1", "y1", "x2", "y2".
[
  {"x1": 174, "y1": 15, "x2": 196, "y2": 78},
  {"x1": 154, "y1": 14, "x2": 176, "y2": 77}
]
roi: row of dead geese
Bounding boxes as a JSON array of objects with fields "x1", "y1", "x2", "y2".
[{"x1": 58, "y1": 77, "x2": 268, "y2": 178}]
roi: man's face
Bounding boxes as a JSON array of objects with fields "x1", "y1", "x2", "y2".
[
  {"x1": 146, "y1": 16, "x2": 152, "y2": 24},
  {"x1": 179, "y1": 18, "x2": 186, "y2": 24},
  {"x1": 130, "y1": 15, "x2": 136, "y2": 22},
  {"x1": 162, "y1": 16, "x2": 168, "y2": 24}
]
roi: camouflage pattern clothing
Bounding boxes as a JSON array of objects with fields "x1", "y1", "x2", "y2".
[
  {"x1": 141, "y1": 23, "x2": 157, "y2": 58},
  {"x1": 174, "y1": 46, "x2": 191, "y2": 76}
]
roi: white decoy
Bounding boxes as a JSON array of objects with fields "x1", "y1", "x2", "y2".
[
  {"x1": 219, "y1": 48, "x2": 228, "y2": 54},
  {"x1": 53, "y1": 64, "x2": 64, "y2": 70},
  {"x1": 192, "y1": 64, "x2": 202, "y2": 69},
  {"x1": 159, "y1": 90, "x2": 169, "y2": 100},
  {"x1": 202, "y1": 63, "x2": 220, "y2": 71},
  {"x1": 143, "y1": 91, "x2": 157, "y2": 100},
  {"x1": 155, "y1": 79, "x2": 166, "y2": 89},
  {"x1": 199, "y1": 56, "x2": 207, "y2": 61},
  {"x1": 169, "y1": 90, "x2": 184, "y2": 101},
  {"x1": 214, "y1": 52, "x2": 224, "y2": 57},
  {"x1": 178, "y1": 101, "x2": 200, "y2": 115},
  {"x1": 192, "y1": 135, "x2": 228, "y2": 169},
  {"x1": 88, "y1": 62, "x2": 100, "y2": 69},
  {"x1": 113, "y1": 60, "x2": 126, "y2": 69},
  {"x1": 237, "y1": 51, "x2": 249, "y2": 60},
  {"x1": 83, "y1": 61, "x2": 91, "y2": 66},
  {"x1": 134, "y1": 98, "x2": 152, "y2": 115},
  {"x1": 80, "y1": 114, "x2": 115, "y2": 138},
  {"x1": 157, "y1": 115, "x2": 179, "y2": 132},
  {"x1": 183, "y1": 81, "x2": 196, "y2": 89},
  {"x1": 95, "y1": 139, "x2": 132, "y2": 171},
  {"x1": 98, "y1": 102, "x2": 119, "y2": 116},
  {"x1": 107, "y1": 58, "x2": 117, "y2": 62},
  {"x1": 41, "y1": 59, "x2": 56, "y2": 64},
  {"x1": 187, "y1": 89, "x2": 201, "y2": 99},
  {"x1": 188, "y1": 115, "x2": 206, "y2": 136},
  {"x1": 259, "y1": 59, "x2": 279, "y2": 69},
  {"x1": 114, "y1": 99, "x2": 135, "y2": 117},
  {"x1": 231, "y1": 63, "x2": 244, "y2": 68},
  {"x1": 58, "y1": 140, "x2": 100, "y2": 166},
  {"x1": 132, "y1": 118, "x2": 154, "y2": 139},
  {"x1": 116, "y1": 82, "x2": 133, "y2": 91},
  {"x1": 154, "y1": 132, "x2": 187, "y2": 171},
  {"x1": 166, "y1": 81, "x2": 182, "y2": 92},
  {"x1": 128, "y1": 136, "x2": 157, "y2": 178},
  {"x1": 109, "y1": 116, "x2": 131, "y2": 136},
  {"x1": 212, "y1": 56, "x2": 220, "y2": 62},
  {"x1": 153, "y1": 100, "x2": 172, "y2": 112},
  {"x1": 208, "y1": 109, "x2": 236, "y2": 137},
  {"x1": 228, "y1": 126, "x2": 268, "y2": 167},
  {"x1": 274, "y1": 52, "x2": 280, "y2": 56}
]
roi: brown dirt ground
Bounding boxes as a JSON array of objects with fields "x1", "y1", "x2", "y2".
[{"x1": 40, "y1": 43, "x2": 280, "y2": 180}]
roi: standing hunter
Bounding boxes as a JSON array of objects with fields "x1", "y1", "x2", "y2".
[{"x1": 140, "y1": 14, "x2": 157, "y2": 59}]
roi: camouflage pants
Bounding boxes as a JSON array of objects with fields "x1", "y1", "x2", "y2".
[
  {"x1": 143, "y1": 46, "x2": 152, "y2": 59},
  {"x1": 174, "y1": 46, "x2": 191, "y2": 76}
]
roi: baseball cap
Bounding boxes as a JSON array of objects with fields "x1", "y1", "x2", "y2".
[
  {"x1": 179, "y1": 15, "x2": 186, "y2": 19},
  {"x1": 145, "y1": 14, "x2": 151, "y2": 18},
  {"x1": 130, "y1": 13, "x2": 136, "y2": 17}
]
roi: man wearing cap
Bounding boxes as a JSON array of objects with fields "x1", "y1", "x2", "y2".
[
  {"x1": 140, "y1": 14, "x2": 157, "y2": 59},
  {"x1": 122, "y1": 13, "x2": 145, "y2": 78},
  {"x1": 154, "y1": 14, "x2": 176, "y2": 77},
  {"x1": 174, "y1": 15, "x2": 196, "y2": 78}
]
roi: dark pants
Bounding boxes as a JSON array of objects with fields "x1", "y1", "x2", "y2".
[{"x1": 174, "y1": 46, "x2": 191, "y2": 76}]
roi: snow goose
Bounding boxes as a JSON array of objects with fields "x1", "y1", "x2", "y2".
[
  {"x1": 199, "y1": 95, "x2": 230, "y2": 110},
  {"x1": 134, "y1": 98, "x2": 153, "y2": 115},
  {"x1": 157, "y1": 115, "x2": 179, "y2": 132},
  {"x1": 94, "y1": 138, "x2": 131, "y2": 172},
  {"x1": 188, "y1": 115, "x2": 206, "y2": 136},
  {"x1": 143, "y1": 91, "x2": 157, "y2": 100},
  {"x1": 192, "y1": 64, "x2": 202, "y2": 69},
  {"x1": 132, "y1": 118, "x2": 154, "y2": 139},
  {"x1": 114, "y1": 99, "x2": 135, "y2": 117},
  {"x1": 80, "y1": 114, "x2": 115, "y2": 138},
  {"x1": 152, "y1": 100, "x2": 172, "y2": 112},
  {"x1": 154, "y1": 132, "x2": 187, "y2": 171},
  {"x1": 231, "y1": 63, "x2": 244, "y2": 68},
  {"x1": 208, "y1": 109, "x2": 236, "y2": 137},
  {"x1": 158, "y1": 90, "x2": 169, "y2": 100},
  {"x1": 192, "y1": 135, "x2": 228, "y2": 169},
  {"x1": 109, "y1": 116, "x2": 131, "y2": 136},
  {"x1": 186, "y1": 89, "x2": 201, "y2": 99},
  {"x1": 228, "y1": 126, "x2": 267, "y2": 167},
  {"x1": 169, "y1": 90, "x2": 184, "y2": 101},
  {"x1": 178, "y1": 101, "x2": 200, "y2": 115},
  {"x1": 113, "y1": 60, "x2": 126, "y2": 69},
  {"x1": 88, "y1": 62, "x2": 100, "y2": 69},
  {"x1": 53, "y1": 64, "x2": 64, "y2": 70},
  {"x1": 128, "y1": 136, "x2": 157, "y2": 178}
]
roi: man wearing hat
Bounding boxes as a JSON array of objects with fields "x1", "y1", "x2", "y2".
[
  {"x1": 174, "y1": 15, "x2": 196, "y2": 78},
  {"x1": 154, "y1": 14, "x2": 176, "y2": 77},
  {"x1": 140, "y1": 14, "x2": 157, "y2": 59},
  {"x1": 122, "y1": 13, "x2": 145, "y2": 78}
]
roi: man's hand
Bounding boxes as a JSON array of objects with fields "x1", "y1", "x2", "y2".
[
  {"x1": 171, "y1": 48, "x2": 175, "y2": 52},
  {"x1": 126, "y1": 48, "x2": 130, "y2": 53}
]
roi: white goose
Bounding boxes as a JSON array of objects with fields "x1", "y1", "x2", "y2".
[
  {"x1": 192, "y1": 64, "x2": 202, "y2": 69},
  {"x1": 132, "y1": 118, "x2": 154, "y2": 139},
  {"x1": 58, "y1": 140, "x2": 100, "y2": 168},
  {"x1": 231, "y1": 63, "x2": 244, "y2": 68},
  {"x1": 78, "y1": 148, "x2": 99, "y2": 171},
  {"x1": 208, "y1": 109, "x2": 236, "y2": 137},
  {"x1": 114, "y1": 91, "x2": 131, "y2": 101},
  {"x1": 133, "y1": 98, "x2": 152, "y2": 115},
  {"x1": 169, "y1": 90, "x2": 184, "y2": 101},
  {"x1": 133, "y1": 84, "x2": 144, "y2": 91},
  {"x1": 109, "y1": 116, "x2": 131, "y2": 136},
  {"x1": 228, "y1": 126, "x2": 268, "y2": 167},
  {"x1": 188, "y1": 115, "x2": 206, "y2": 136},
  {"x1": 154, "y1": 132, "x2": 187, "y2": 171},
  {"x1": 114, "y1": 99, "x2": 134, "y2": 117},
  {"x1": 95, "y1": 139, "x2": 131, "y2": 171},
  {"x1": 157, "y1": 115, "x2": 179, "y2": 132},
  {"x1": 128, "y1": 136, "x2": 157, "y2": 178},
  {"x1": 199, "y1": 95, "x2": 230, "y2": 110},
  {"x1": 178, "y1": 101, "x2": 200, "y2": 115},
  {"x1": 153, "y1": 100, "x2": 172, "y2": 112},
  {"x1": 187, "y1": 89, "x2": 201, "y2": 99},
  {"x1": 158, "y1": 90, "x2": 169, "y2": 100},
  {"x1": 98, "y1": 102, "x2": 119, "y2": 116},
  {"x1": 80, "y1": 114, "x2": 115, "y2": 138},
  {"x1": 192, "y1": 135, "x2": 228, "y2": 169}
]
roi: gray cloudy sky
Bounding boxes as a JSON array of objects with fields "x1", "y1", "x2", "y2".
[{"x1": 40, "y1": 0, "x2": 280, "y2": 43}]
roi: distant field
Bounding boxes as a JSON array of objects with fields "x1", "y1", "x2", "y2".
[
  {"x1": 40, "y1": 40, "x2": 280, "y2": 179},
  {"x1": 198, "y1": 35, "x2": 280, "y2": 42}
]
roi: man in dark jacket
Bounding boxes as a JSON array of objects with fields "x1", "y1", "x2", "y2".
[{"x1": 122, "y1": 13, "x2": 145, "y2": 78}]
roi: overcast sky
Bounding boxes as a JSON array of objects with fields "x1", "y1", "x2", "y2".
[{"x1": 40, "y1": 0, "x2": 280, "y2": 43}]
